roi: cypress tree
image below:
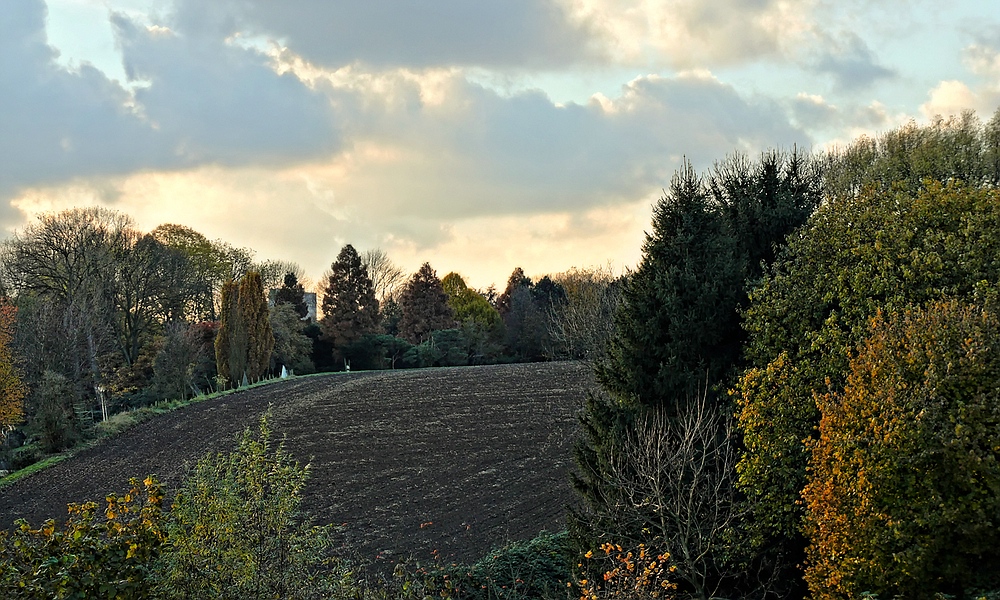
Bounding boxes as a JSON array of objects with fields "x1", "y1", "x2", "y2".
[
  {"x1": 215, "y1": 279, "x2": 238, "y2": 385},
  {"x1": 214, "y1": 272, "x2": 274, "y2": 386},
  {"x1": 240, "y1": 271, "x2": 273, "y2": 381}
]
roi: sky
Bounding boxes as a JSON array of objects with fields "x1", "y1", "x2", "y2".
[{"x1": 2, "y1": 0, "x2": 999, "y2": 291}]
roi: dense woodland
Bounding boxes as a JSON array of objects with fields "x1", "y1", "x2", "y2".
[{"x1": 3, "y1": 109, "x2": 1000, "y2": 599}]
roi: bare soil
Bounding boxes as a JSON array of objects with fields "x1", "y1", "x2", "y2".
[{"x1": 0, "y1": 362, "x2": 593, "y2": 567}]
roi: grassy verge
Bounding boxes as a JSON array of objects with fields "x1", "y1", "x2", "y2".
[{"x1": 0, "y1": 372, "x2": 346, "y2": 489}]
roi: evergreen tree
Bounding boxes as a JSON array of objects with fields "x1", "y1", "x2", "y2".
[
  {"x1": 274, "y1": 272, "x2": 308, "y2": 319},
  {"x1": 240, "y1": 271, "x2": 273, "y2": 381},
  {"x1": 398, "y1": 263, "x2": 454, "y2": 344},
  {"x1": 597, "y1": 161, "x2": 743, "y2": 409},
  {"x1": 215, "y1": 279, "x2": 239, "y2": 385},
  {"x1": 320, "y1": 245, "x2": 379, "y2": 365},
  {"x1": 214, "y1": 272, "x2": 274, "y2": 385},
  {"x1": 495, "y1": 267, "x2": 531, "y2": 316},
  {"x1": 572, "y1": 155, "x2": 821, "y2": 597}
]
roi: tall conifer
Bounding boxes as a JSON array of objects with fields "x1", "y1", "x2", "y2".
[
  {"x1": 320, "y1": 245, "x2": 379, "y2": 363},
  {"x1": 398, "y1": 263, "x2": 454, "y2": 344}
]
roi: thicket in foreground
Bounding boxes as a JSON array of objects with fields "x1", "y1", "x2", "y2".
[
  {"x1": 155, "y1": 415, "x2": 340, "y2": 599},
  {"x1": 0, "y1": 476, "x2": 166, "y2": 599}
]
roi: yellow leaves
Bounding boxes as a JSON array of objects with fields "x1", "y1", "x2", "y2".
[{"x1": 577, "y1": 542, "x2": 676, "y2": 600}]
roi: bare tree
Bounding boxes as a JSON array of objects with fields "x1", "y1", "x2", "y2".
[
  {"x1": 361, "y1": 248, "x2": 405, "y2": 302},
  {"x1": 595, "y1": 391, "x2": 748, "y2": 600},
  {"x1": 549, "y1": 265, "x2": 626, "y2": 361}
]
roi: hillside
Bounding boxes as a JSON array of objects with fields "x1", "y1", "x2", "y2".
[{"x1": 0, "y1": 361, "x2": 592, "y2": 567}]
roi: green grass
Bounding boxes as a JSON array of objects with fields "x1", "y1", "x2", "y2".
[
  {"x1": 0, "y1": 454, "x2": 70, "y2": 488},
  {"x1": 0, "y1": 371, "x2": 350, "y2": 489}
]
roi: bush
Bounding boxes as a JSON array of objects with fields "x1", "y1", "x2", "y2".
[
  {"x1": 0, "y1": 476, "x2": 166, "y2": 599},
  {"x1": 431, "y1": 531, "x2": 574, "y2": 599},
  {"x1": 803, "y1": 300, "x2": 1000, "y2": 599},
  {"x1": 154, "y1": 414, "x2": 341, "y2": 599}
]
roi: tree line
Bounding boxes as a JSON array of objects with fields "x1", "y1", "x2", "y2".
[
  {"x1": 0, "y1": 214, "x2": 622, "y2": 472},
  {"x1": 572, "y1": 108, "x2": 1000, "y2": 599}
]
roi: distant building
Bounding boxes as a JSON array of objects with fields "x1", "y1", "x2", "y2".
[{"x1": 268, "y1": 290, "x2": 318, "y2": 324}]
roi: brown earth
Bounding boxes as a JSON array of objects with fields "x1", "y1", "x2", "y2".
[{"x1": 0, "y1": 361, "x2": 594, "y2": 567}]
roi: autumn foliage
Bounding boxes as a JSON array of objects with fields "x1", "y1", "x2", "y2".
[
  {"x1": 0, "y1": 302, "x2": 27, "y2": 431},
  {"x1": 0, "y1": 476, "x2": 166, "y2": 599},
  {"x1": 803, "y1": 300, "x2": 1000, "y2": 599}
]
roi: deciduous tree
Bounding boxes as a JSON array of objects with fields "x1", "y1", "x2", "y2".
[
  {"x1": 735, "y1": 181, "x2": 1000, "y2": 560},
  {"x1": 803, "y1": 300, "x2": 1000, "y2": 599}
]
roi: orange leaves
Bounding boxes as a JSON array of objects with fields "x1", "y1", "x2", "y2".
[
  {"x1": 577, "y1": 542, "x2": 676, "y2": 600},
  {"x1": 0, "y1": 302, "x2": 27, "y2": 430},
  {"x1": 803, "y1": 300, "x2": 1000, "y2": 598}
]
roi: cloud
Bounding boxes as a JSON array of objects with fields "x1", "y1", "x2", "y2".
[
  {"x1": 0, "y1": 0, "x2": 165, "y2": 220},
  {"x1": 920, "y1": 80, "x2": 999, "y2": 121},
  {"x1": 571, "y1": 0, "x2": 814, "y2": 68},
  {"x1": 7, "y1": 63, "x2": 808, "y2": 284},
  {"x1": 810, "y1": 31, "x2": 895, "y2": 90},
  {"x1": 920, "y1": 33, "x2": 1000, "y2": 121},
  {"x1": 184, "y1": 0, "x2": 605, "y2": 70},
  {"x1": 304, "y1": 67, "x2": 808, "y2": 221},
  {"x1": 112, "y1": 12, "x2": 340, "y2": 166},
  {"x1": 0, "y1": 0, "x2": 339, "y2": 221}
]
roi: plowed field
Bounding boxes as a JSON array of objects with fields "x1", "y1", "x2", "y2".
[{"x1": 0, "y1": 362, "x2": 593, "y2": 567}]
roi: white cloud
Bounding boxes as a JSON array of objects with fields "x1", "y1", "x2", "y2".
[
  {"x1": 920, "y1": 80, "x2": 999, "y2": 121},
  {"x1": 568, "y1": 0, "x2": 814, "y2": 68}
]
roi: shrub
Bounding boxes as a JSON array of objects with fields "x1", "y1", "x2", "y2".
[
  {"x1": 577, "y1": 542, "x2": 677, "y2": 600},
  {"x1": 154, "y1": 414, "x2": 340, "y2": 600},
  {"x1": 421, "y1": 531, "x2": 574, "y2": 599},
  {"x1": 803, "y1": 300, "x2": 1000, "y2": 599},
  {"x1": 0, "y1": 476, "x2": 166, "y2": 599}
]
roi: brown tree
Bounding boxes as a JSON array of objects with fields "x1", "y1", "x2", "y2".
[
  {"x1": 577, "y1": 389, "x2": 749, "y2": 600},
  {"x1": 398, "y1": 263, "x2": 455, "y2": 344},
  {"x1": 361, "y1": 248, "x2": 405, "y2": 303}
]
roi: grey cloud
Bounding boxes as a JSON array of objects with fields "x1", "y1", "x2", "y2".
[
  {"x1": 332, "y1": 73, "x2": 809, "y2": 224},
  {"x1": 113, "y1": 13, "x2": 340, "y2": 166},
  {"x1": 811, "y1": 32, "x2": 895, "y2": 90},
  {"x1": 189, "y1": 0, "x2": 604, "y2": 70},
  {"x1": 0, "y1": 0, "x2": 340, "y2": 216},
  {"x1": 791, "y1": 94, "x2": 839, "y2": 129},
  {"x1": 0, "y1": 0, "x2": 165, "y2": 218}
]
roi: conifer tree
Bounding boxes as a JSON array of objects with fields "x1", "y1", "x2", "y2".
[
  {"x1": 597, "y1": 160, "x2": 743, "y2": 410},
  {"x1": 240, "y1": 271, "x2": 273, "y2": 381},
  {"x1": 215, "y1": 272, "x2": 274, "y2": 385},
  {"x1": 398, "y1": 263, "x2": 454, "y2": 344},
  {"x1": 215, "y1": 279, "x2": 238, "y2": 385},
  {"x1": 571, "y1": 155, "x2": 821, "y2": 595},
  {"x1": 274, "y1": 272, "x2": 308, "y2": 319},
  {"x1": 0, "y1": 302, "x2": 27, "y2": 433},
  {"x1": 320, "y1": 245, "x2": 379, "y2": 363}
]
